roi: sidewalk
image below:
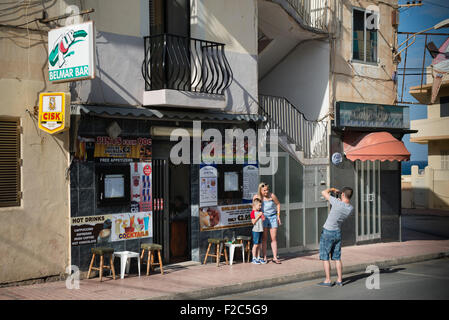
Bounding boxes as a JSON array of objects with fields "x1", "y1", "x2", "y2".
[
  {"x1": 1, "y1": 238, "x2": 449, "y2": 300},
  {"x1": 402, "y1": 208, "x2": 449, "y2": 217}
]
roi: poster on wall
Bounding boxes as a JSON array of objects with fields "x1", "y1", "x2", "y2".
[
  {"x1": 71, "y1": 215, "x2": 113, "y2": 246},
  {"x1": 71, "y1": 212, "x2": 152, "y2": 246},
  {"x1": 242, "y1": 163, "x2": 259, "y2": 202},
  {"x1": 110, "y1": 212, "x2": 152, "y2": 241},
  {"x1": 199, "y1": 204, "x2": 252, "y2": 231},
  {"x1": 199, "y1": 164, "x2": 218, "y2": 207},
  {"x1": 224, "y1": 171, "x2": 239, "y2": 192},
  {"x1": 94, "y1": 136, "x2": 152, "y2": 163},
  {"x1": 75, "y1": 136, "x2": 152, "y2": 162},
  {"x1": 201, "y1": 139, "x2": 257, "y2": 164},
  {"x1": 130, "y1": 162, "x2": 152, "y2": 213}
]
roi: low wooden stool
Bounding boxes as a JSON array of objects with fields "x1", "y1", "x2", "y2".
[
  {"x1": 203, "y1": 238, "x2": 229, "y2": 266},
  {"x1": 87, "y1": 247, "x2": 116, "y2": 281},
  {"x1": 140, "y1": 243, "x2": 164, "y2": 276},
  {"x1": 237, "y1": 235, "x2": 252, "y2": 263}
]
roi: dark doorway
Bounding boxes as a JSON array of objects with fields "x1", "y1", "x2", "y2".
[
  {"x1": 149, "y1": 0, "x2": 190, "y2": 37},
  {"x1": 148, "y1": 0, "x2": 191, "y2": 91},
  {"x1": 169, "y1": 163, "x2": 191, "y2": 263},
  {"x1": 152, "y1": 140, "x2": 191, "y2": 264},
  {"x1": 152, "y1": 158, "x2": 169, "y2": 262}
]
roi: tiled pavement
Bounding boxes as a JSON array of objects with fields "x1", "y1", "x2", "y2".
[{"x1": 1, "y1": 238, "x2": 449, "y2": 300}]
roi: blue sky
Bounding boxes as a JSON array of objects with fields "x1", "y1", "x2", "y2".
[{"x1": 398, "y1": 0, "x2": 449, "y2": 161}]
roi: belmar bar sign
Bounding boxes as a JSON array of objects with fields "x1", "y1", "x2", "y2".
[{"x1": 48, "y1": 21, "x2": 95, "y2": 82}]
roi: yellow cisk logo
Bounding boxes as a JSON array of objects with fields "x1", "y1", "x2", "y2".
[
  {"x1": 38, "y1": 92, "x2": 70, "y2": 134},
  {"x1": 49, "y1": 96, "x2": 56, "y2": 111}
]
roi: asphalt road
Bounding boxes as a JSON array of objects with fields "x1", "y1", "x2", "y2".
[
  {"x1": 212, "y1": 212, "x2": 449, "y2": 300},
  {"x1": 212, "y1": 258, "x2": 449, "y2": 300},
  {"x1": 401, "y1": 212, "x2": 449, "y2": 241}
]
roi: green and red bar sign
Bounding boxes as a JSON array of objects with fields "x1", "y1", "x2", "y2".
[{"x1": 48, "y1": 21, "x2": 95, "y2": 82}]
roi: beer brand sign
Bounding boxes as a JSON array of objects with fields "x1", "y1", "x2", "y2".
[
  {"x1": 38, "y1": 92, "x2": 70, "y2": 134},
  {"x1": 48, "y1": 21, "x2": 95, "y2": 82}
]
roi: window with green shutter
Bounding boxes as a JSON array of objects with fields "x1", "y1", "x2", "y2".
[
  {"x1": 353, "y1": 7, "x2": 378, "y2": 64},
  {"x1": 0, "y1": 117, "x2": 21, "y2": 207}
]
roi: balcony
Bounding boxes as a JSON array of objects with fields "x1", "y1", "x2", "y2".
[
  {"x1": 258, "y1": 0, "x2": 335, "y2": 78},
  {"x1": 409, "y1": 80, "x2": 449, "y2": 105},
  {"x1": 142, "y1": 34, "x2": 233, "y2": 109},
  {"x1": 284, "y1": 0, "x2": 330, "y2": 31},
  {"x1": 410, "y1": 117, "x2": 449, "y2": 144}
]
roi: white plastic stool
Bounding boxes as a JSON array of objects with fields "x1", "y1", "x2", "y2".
[
  {"x1": 225, "y1": 242, "x2": 245, "y2": 265},
  {"x1": 112, "y1": 251, "x2": 140, "y2": 279}
]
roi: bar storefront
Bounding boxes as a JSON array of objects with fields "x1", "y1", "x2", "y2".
[
  {"x1": 330, "y1": 101, "x2": 415, "y2": 245},
  {"x1": 69, "y1": 106, "x2": 263, "y2": 272}
]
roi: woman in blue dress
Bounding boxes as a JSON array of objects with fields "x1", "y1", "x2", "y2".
[{"x1": 253, "y1": 182, "x2": 282, "y2": 264}]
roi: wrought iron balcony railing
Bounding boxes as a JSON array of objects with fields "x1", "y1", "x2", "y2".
[
  {"x1": 286, "y1": 0, "x2": 329, "y2": 32},
  {"x1": 142, "y1": 34, "x2": 233, "y2": 95}
]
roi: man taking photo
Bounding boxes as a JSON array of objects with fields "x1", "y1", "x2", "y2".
[{"x1": 318, "y1": 186, "x2": 354, "y2": 287}]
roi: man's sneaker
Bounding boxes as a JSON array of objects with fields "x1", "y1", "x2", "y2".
[
  {"x1": 258, "y1": 258, "x2": 267, "y2": 264},
  {"x1": 251, "y1": 258, "x2": 261, "y2": 264}
]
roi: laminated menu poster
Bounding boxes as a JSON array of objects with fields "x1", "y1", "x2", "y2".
[
  {"x1": 199, "y1": 164, "x2": 218, "y2": 207},
  {"x1": 243, "y1": 163, "x2": 259, "y2": 201},
  {"x1": 71, "y1": 212, "x2": 152, "y2": 246},
  {"x1": 130, "y1": 162, "x2": 152, "y2": 213},
  {"x1": 199, "y1": 204, "x2": 252, "y2": 231}
]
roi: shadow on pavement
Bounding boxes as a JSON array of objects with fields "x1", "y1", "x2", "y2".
[{"x1": 342, "y1": 267, "x2": 406, "y2": 286}]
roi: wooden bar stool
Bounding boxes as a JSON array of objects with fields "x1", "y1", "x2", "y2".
[
  {"x1": 140, "y1": 243, "x2": 164, "y2": 276},
  {"x1": 203, "y1": 238, "x2": 229, "y2": 266},
  {"x1": 87, "y1": 247, "x2": 116, "y2": 281},
  {"x1": 237, "y1": 235, "x2": 252, "y2": 263}
]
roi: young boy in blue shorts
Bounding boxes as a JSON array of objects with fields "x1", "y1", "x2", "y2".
[{"x1": 250, "y1": 197, "x2": 265, "y2": 264}]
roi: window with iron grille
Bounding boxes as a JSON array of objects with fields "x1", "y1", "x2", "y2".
[{"x1": 0, "y1": 117, "x2": 21, "y2": 207}]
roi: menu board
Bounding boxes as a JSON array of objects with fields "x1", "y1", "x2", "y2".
[
  {"x1": 104, "y1": 174, "x2": 125, "y2": 198},
  {"x1": 199, "y1": 204, "x2": 252, "y2": 231},
  {"x1": 199, "y1": 164, "x2": 218, "y2": 207},
  {"x1": 243, "y1": 164, "x2": 259, "y2": 201},
  {"x1": 224, "y1": 172, "x2": 239, "y2": 192}
]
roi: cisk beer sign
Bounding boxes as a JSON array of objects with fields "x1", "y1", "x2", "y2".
[
  {"x1": 48, "y1": 21, "x2": 95, "y2": 82},
  {"x1": 38, "y1": 92, "x2": 70, "y2": 134}
]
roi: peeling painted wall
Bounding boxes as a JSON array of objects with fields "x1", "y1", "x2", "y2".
[
  {"x1": 331, "y1": 0, "x2": 398, "y2": 107},
  {"x1": 0, "y1": 1, "x2": 71, "y2": 284}
]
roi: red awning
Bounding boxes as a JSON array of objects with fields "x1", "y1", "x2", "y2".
[{"x1": 343, "y1": 131, "x2": 411, "y2": 162}]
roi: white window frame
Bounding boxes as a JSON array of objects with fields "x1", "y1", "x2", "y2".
[
  {"x1": 351, "y1": 7, "x2": 379, "y2": 65},
  {"x1": 442, "y1": 150, "x2": 449, "y2": 170}
]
